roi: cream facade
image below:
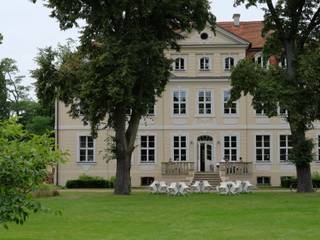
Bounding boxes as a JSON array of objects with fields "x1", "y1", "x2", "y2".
[{"x1": 56, "y1": 24, "x2": 320, "y2": 187}]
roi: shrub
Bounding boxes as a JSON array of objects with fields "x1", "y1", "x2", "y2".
[
  {"x1": 281, "y1": 175, "x2": 320, "y2": 188},
  {"x1": 66, "y1": 175, "x2": 112, "y2": 189}
]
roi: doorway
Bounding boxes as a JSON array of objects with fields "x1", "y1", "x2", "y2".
[{"x1": 197, "y1": 135, "x2": 214, "y2": 172}]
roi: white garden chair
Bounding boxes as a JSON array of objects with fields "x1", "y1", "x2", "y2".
[
  {"x1": 149, "y1": 180, "x2": 160, "y2": 194},
  {"x1": 234, "y1": 180, "x2": 243, "y2": 194},
  {"x1": 216, "y1": 182, "x2": 229, "y2": 195},
  {"x1": 191, "y1": 181, "x2": 201, "y2": 193},
  {"x1": 242, "y1": 180, "x2": 254, "y2": 193},
  {"x1": 178, "y1": 182, "x2": 190, "y2": 195},
  {"x1": 167, "y1": 182, "x2": 178, "y2": 195},
  {"x1": 159, "y1": 181, "x2": 168, "y2": 193},
  {"x1": 202, "y1": 180, "x2": 213, "y2": 192}
]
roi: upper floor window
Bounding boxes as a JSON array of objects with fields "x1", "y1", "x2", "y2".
[
  {"x1": 79, "y1": 136, "x2": 95, "y2": 163},
  {"x1": 173, "y1": 90, "x2": 186, "y2": 115},
  {"x1": 256, "y1": 135, "x2": 271, "y2": 162},
  {"x1": 224, "y1": 57, "x2": 235, "y2": 71},
  {"x1": 223, "y1": 90, "x2": 237, "y2": 115},
  {"x1": 198, "y1": 90, "x2": 212, "y2": 115},
  {"x1": 200, "y1": 57, "x2": 210, "y2": 70},
  {"x1": 255, "y1": 53, "x2": 267, "y2": 68},
  {"x1": 256, "y1": 104, "x2": 266, "y2": 116},
  {"x1": 173, "y1": 135, "x2": 187, "y2": 161},
  {"x1": 147, "y1": 104, "x2": 155, "y2": 116},
  {"x1": 278, "y1": 106, "x2": 288, "y2": 117},
  {"x1": 140, "y1": 136, "x2": 155, "y2": 163},
  {"x1": 223, "y1": 135, "x2": 238, "y2": 162},
  {"x1": 279, "y1": 56, "x2": 287, "y2": 69},
  {"x1": 318, "y1": 135, "x2": 320, "y2": 161},
  {"x1": 279, "y1": 135, "x2": 292, "y2": 162},
  {"x1": 175, "y1": 57, "x2": 185, "y2": 71}
]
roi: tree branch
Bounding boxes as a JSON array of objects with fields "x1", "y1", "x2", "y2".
[
  {"x1": 266, "y1": 0, "x2": 285, "y2": 39},
  {"x1": 299, "y1": 6, "x2": 320, "y2": 48}
]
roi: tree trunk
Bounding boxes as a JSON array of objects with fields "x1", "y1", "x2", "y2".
[
  {"x1": 296, "y1": 163, "x2": 313, "y2": 193},
  {"x1": 113, "y1": 107, "x2": 141, "y2": 195}
]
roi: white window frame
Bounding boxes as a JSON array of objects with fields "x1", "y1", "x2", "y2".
[
  {"x1": 197, "y1": 89, "x2": 213, "y2": 116},
  {"x1": 255, "y1": 52, "x2": 268, "y2": 68},
  {"x1": 172, "y1": 134, "x2": 188, "y2": 162},
  {"x1": 174, "y1": 57, "x2": 186, "y2": 71},
  {"x1": 199, "y1": 56, "x2": 211, "y2": 71},
  {"x1": 146, "y1": 104, "x2": 156, "y2": 116},
  {"x1": 224, "y1": 57, "x2": 235, "y2": 71},
  {"x1": 255, "y1": 134, "x2": 272, "y2": 163},
  {"x1": 256, "y1": 104, "x2": 267, "y2": 117},
  {"x1": 77, "y1": 134, "x2": 96, "y2": 163},
  {"x1": 222, "y1": 90, "x2": 238, "y2": 117},
  {"x1": 222, "y1": 134, "x2": 240, "y2": 162},
  {"x1": 172, "y1": 89, "x2": 187, "y2": 116},
  {"x1": 257, "y1": 176, "x2": 271, "y2": 185},
  {"x1": 279, "y1": 135, "x2": 292, "y2": 163},
  {"x1": 318, "y1": 135, "x2": 320, "y2": 162},
  {"x1": 140, "y1": 135, "x2": 156, "y2": 163},
  {"x1": 278, "y1": 106, "x2": 288, "y2": 117}
]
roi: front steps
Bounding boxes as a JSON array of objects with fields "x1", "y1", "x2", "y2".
[{"x1": 193, "y1": 172, "x2": 221, "y2": 188}]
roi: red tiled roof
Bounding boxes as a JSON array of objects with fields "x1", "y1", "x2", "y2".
[{"x1": 217, "y1": 21, "x2": 265, "y2": 49}]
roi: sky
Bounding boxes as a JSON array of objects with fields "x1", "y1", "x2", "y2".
[{"x1": 0, "y1": 0, "x2": 265, "y2": 95}]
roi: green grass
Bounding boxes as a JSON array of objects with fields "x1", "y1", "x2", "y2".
[{"x1": 2, "y1": 191, "x2": 320, "y2": 240}]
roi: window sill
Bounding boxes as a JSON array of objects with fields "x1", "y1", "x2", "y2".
[
  {"x1": 174, "y1": 69, "x2": 186, "y2": 72},
  {"x1": 171, "y1": 115, "x2": 188, "y2": 118},
  {"x1": 139, "y1": 162, "x2": 156, "y2": 165},
  {"x1": 76, "y1": 162, "x2": 97, "y2": 165},
  {"x1": 194, "y1": 114, "x2": 215, "y2": 118},
  {"x1": 199, "y1": 69, "x2": 211, "y2": 72},
  {"x1": 223, "y1": 115, "x2": 239, "y2": 118},
  {"x1": 255, "y1": 161, "x2": 272, "y2": 164}
]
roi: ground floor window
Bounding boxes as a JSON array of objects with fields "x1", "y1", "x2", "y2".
[
  {"x1": 256, "y1": 135, "x2": 271, "y2": 162},
  {"x1": 279, "y1": 135, "x2": 292, "y2": 162},
  {"x1": 173, "y1": 135, "x2": 187, "y2": 161},
  {"x1": 141, "y1": 177, "x2": 154, "y2": 186},
  {"x1": 223, "y1": 135, "x2": 238, "y2": 161},
  {"x1": 257, "y1": 176, "x2": 271, "y2": 185},
  {"x1": 79, "y1": 136, "x2": 95, "y2": 162},
  {"x1": 140, "y1": 136, "x2": 155, "y2": 163},
  {"x1": 318, "y1": 135, "x2": 320, "y2": 161}
]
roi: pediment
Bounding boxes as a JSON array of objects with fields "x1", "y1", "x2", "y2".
[{"x1": 178, "y1": 26, "x2": 249, "y2": 47}]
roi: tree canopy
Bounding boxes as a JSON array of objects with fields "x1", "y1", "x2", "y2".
[
  {"x1": 230, "y1": 0, "x2": 320, "y2": 192},
  {"x1": 33, "y1": 0, "x2": 215, "y2": 194}
]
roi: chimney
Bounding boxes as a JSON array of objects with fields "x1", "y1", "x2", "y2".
[{"x1": 233, "y1": 14, "x2": 241, "y2": 26}]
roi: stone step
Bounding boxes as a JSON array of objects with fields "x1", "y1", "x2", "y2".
[{"x1": 192, "y1": 172, "x2": 221, "y2": 187}]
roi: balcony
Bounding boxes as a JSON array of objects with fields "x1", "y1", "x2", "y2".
[
  {"x1": 219, "y1": 162, "x2": 253, "y2": 176},
  {"x1": 161, "y1": 162, "x2": 195, "y2": 175}
]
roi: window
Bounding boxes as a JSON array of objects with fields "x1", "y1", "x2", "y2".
[
  {"x1": 173, "y1": 136, "x2": 187, "y2": 161},
  {"x1": 224, "y1": 57, "x2": 234, "y2": 71},
  {"x1": 318, "y1": 135, "x2": 320, "y2": 161},
  {"x1": 255, "y1": 53, "x2": 267, "y2": 68},
  {"x1": 147, "y1": 104, "x2": 155, "y2": 116},
  {"x1": 279, "y1": 135, "x2": 292, "y2": 162},
  {"x1": 173, "y1": 90, "x2": 187, "y2": 115},
  {"x1": 256, "y1": 135, "x2": 271, "y2": 162},
  {"x1": 79, "y1": 136, "x2": 95, "y2": 162},
  {"x1": 175, "y1": 58, "x2": 185, "y2": 71},
  {"x1": 256, "y1": 105, "x2": 266, "y2": 116},
  {"x1": 257, "y1": 176, "x2": 271, "y2": 185},
  {"x1": 198, "y1": 90, "x2": 212, "y2": 115},
  {"x1": 278, "y1": 107, "x2": 288, "y2": 117},
  {"x1": 200, "y1": 32, "x2": 209, "y2": 40},
  {"x1": 279, "y1": 56, "x2": 287, "y2": 69},
  {"x1": 141, "y1": 177, "x2": 154, "y2": 186},
  {"x1": 200, "y1": 57, "x2": 210, "y2": 70},
  {"x1": 223, "y1": 136, "x2": 238, "y2": 161},
  {"x1": 223, "y1": 91, "x2": 237, "y2": 115},
  {"x1": 140, "y1": 136, "x2": 155, "y2": 163}
]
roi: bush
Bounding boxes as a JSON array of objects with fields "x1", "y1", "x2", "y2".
[
  {"x1": 281, "y1": 175, "x2": 320, "y2": 188},
  {"x1": 65, "y1": 175, "x2": 114, "y2": 189}
]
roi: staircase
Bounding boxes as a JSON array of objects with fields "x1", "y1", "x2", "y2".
[{"x1": 193, "y1": 172, "x2": 221, "y2": 188}]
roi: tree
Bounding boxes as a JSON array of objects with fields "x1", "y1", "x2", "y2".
[
  {"x1": 0, "y1": 118, "x2": 65, "y2": 227},
  {"x1": 32, "y1": 0, "x2": 215, "y2": 194},
  {"x1": 230, "y1": 0, "x2": 320, "y2": 192}
]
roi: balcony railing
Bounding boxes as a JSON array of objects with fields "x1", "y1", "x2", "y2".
[
  {"x1": 161, "y1": 162, "x2": 195, "y2": 175},
  {"x1": 220, "y1": 162, "x2": 253, "y2": 176}
]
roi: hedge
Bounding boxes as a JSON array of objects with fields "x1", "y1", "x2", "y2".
[{"x1": 281, "y1": 178, "x2": 320, "y2": 188}]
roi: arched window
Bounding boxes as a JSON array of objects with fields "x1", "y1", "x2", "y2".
[
  {"x1": 175, "y1": 57, "x2": 185, "y2": 70},
  {"x1": 200, "y1": 57, "x2": 210, "y2": 70},
  {"x1": 224, "y1": 57, "x2": 235, "y2": 71},
  {"x1": 255, "y1": 52, "x2": 267, "y2": 68}
]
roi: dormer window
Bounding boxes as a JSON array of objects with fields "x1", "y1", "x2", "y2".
[
  {"x1": 200, "y1": 57, "x2": 210, "y2": 70},
  {"x1": 224, "y1": 57, "x2": 235, "y2": 71},
  {"x1": 279, "y1": 56, "x2": 287, "y2": 69},
  {"x1": 175, "y1": 57, "x2": 185, "y2": 71}
]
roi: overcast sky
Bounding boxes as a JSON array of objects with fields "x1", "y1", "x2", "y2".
[{"x1": 0, "y1": 0, "x2": 265, "y2": 93}]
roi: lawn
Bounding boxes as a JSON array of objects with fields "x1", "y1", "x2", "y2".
[{"x1": 1, "y1": 191, "x2": 320, "y2": 240}]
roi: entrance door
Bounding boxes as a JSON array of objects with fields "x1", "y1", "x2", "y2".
[{"x1": 197, "y1": 136, "x2": 214, "y2": 172}]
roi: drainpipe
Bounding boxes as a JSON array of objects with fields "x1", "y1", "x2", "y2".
[{"x1": 55, "y1": 98, "x2": 60, "y2": 186}]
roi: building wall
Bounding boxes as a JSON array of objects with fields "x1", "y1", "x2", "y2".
[{"x1": 56, "y1": 27, "x2": 320, "y2": 187}]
